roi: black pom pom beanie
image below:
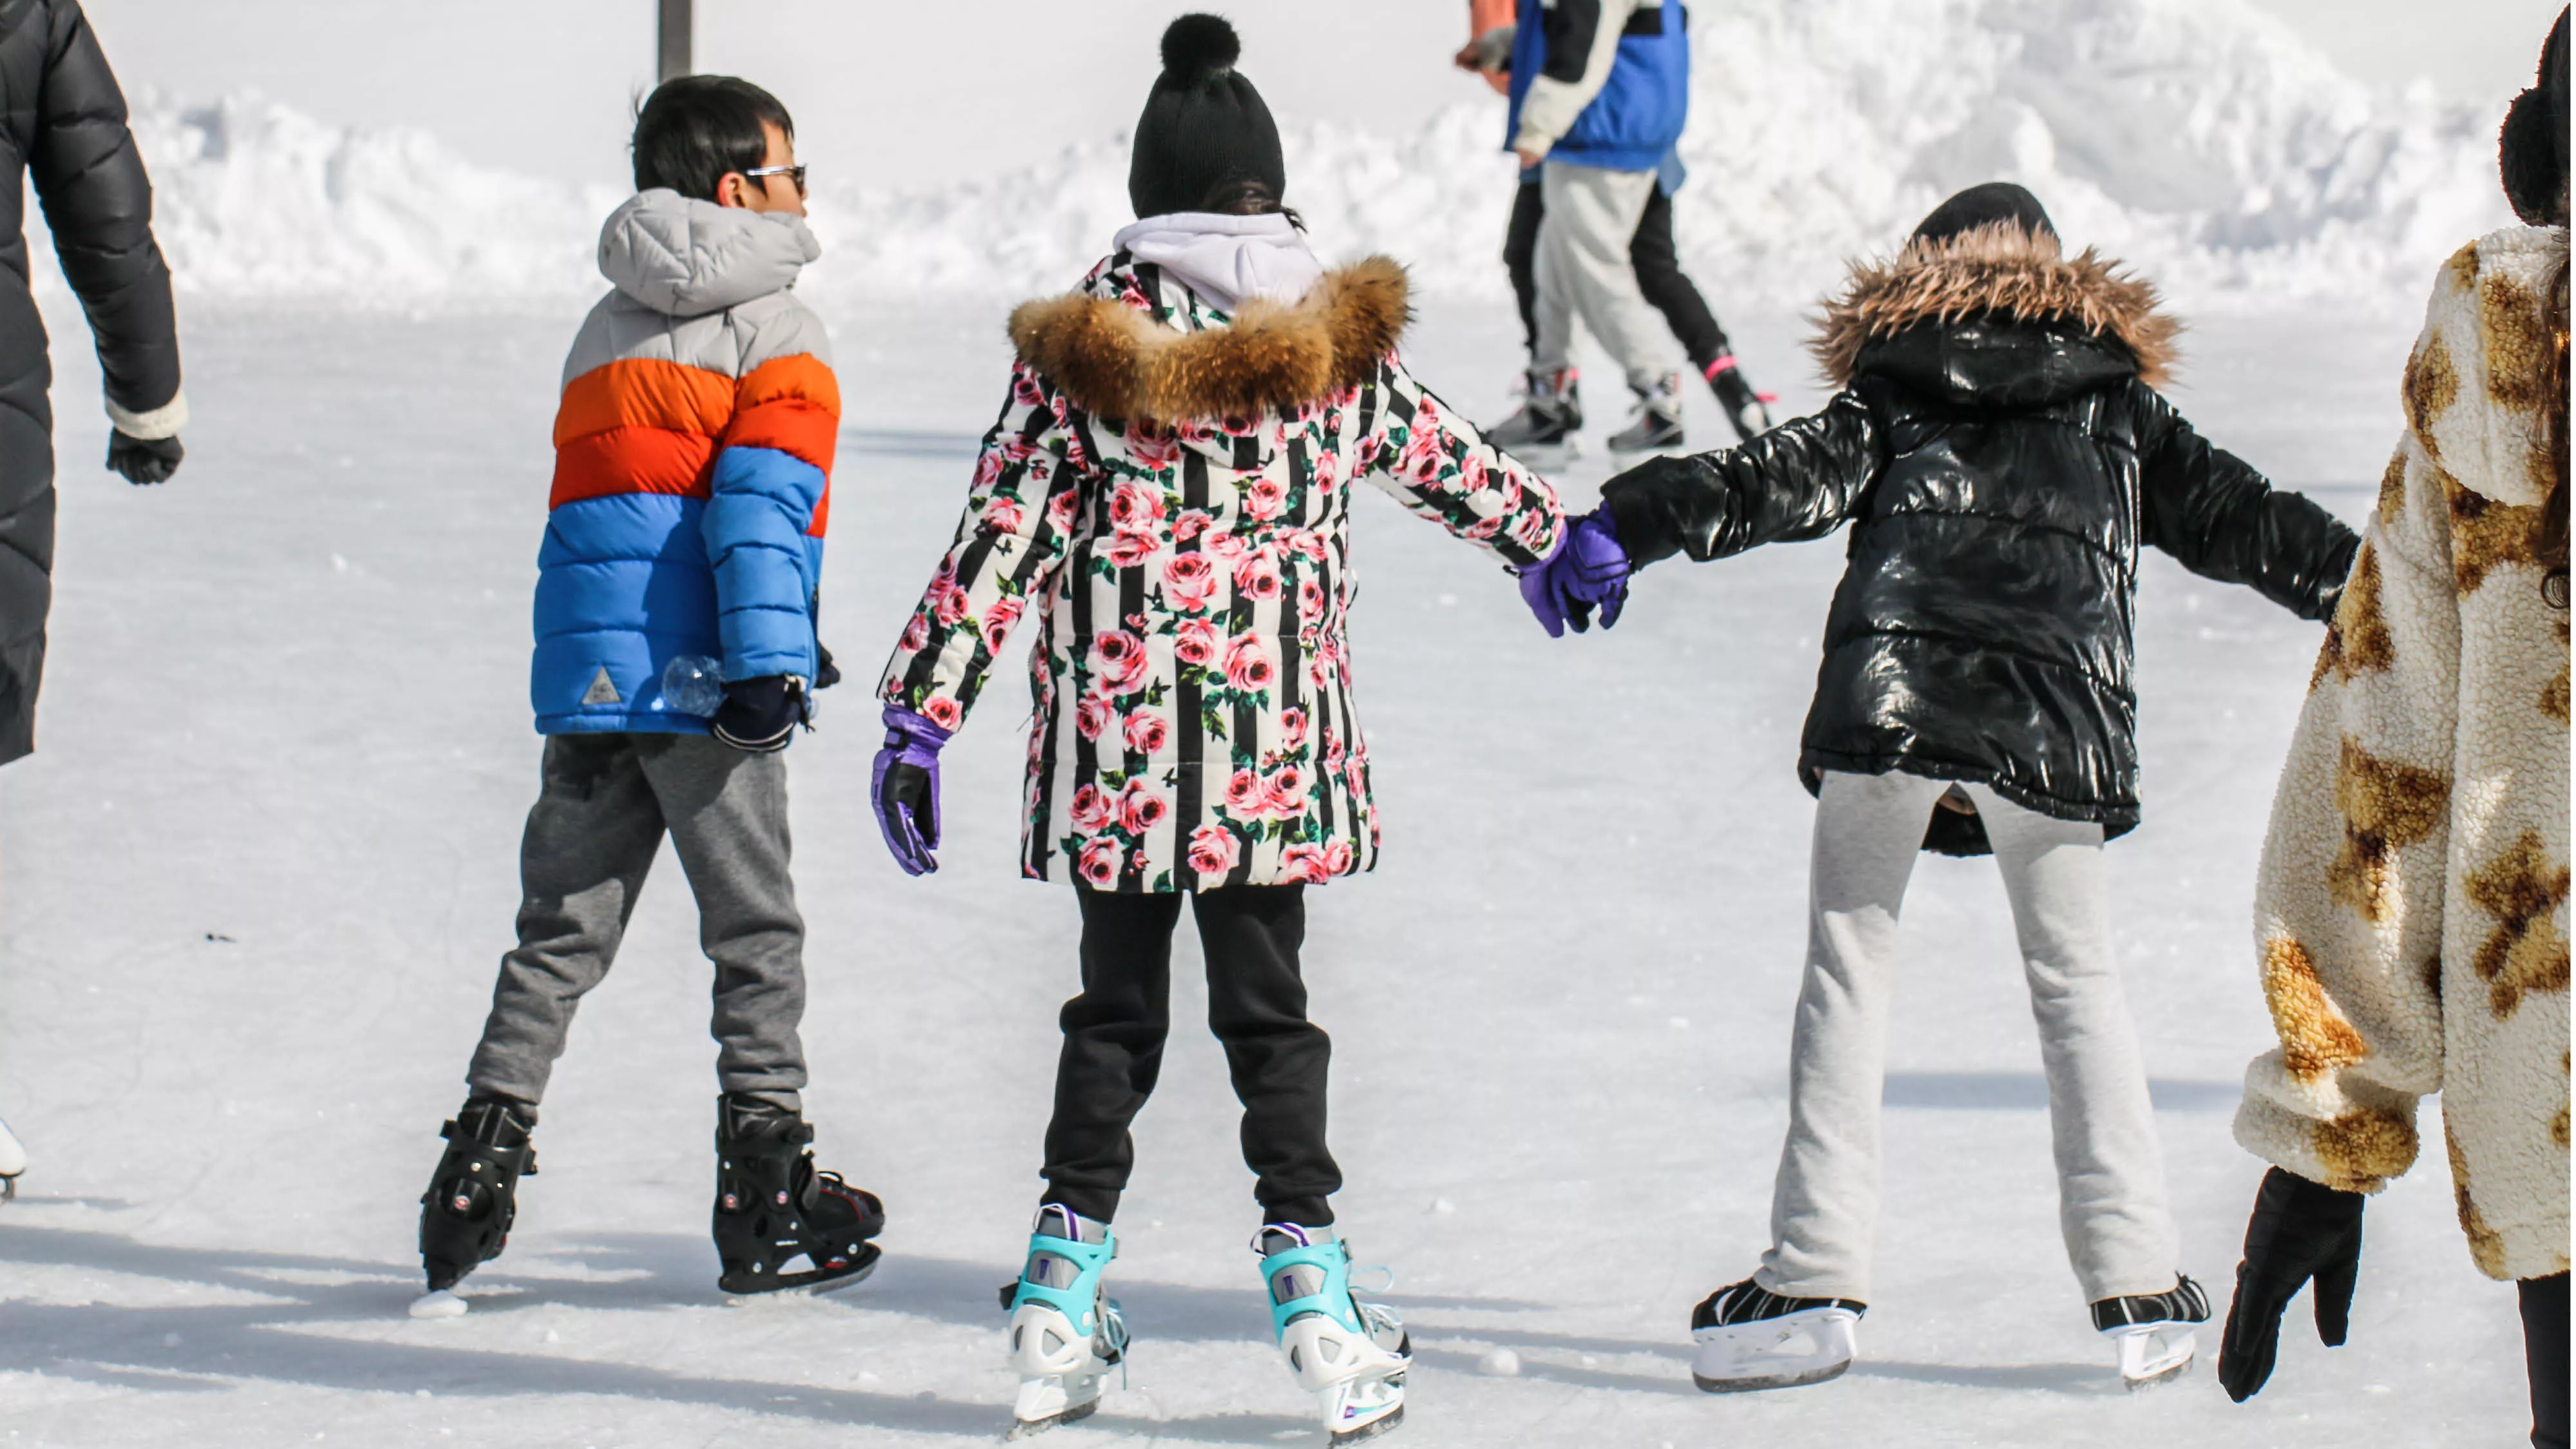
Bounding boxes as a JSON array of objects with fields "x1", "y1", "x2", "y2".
[
  {"x1": 1128, "y1": 14, "x2": 1287, "y2": 219},
  {"x1": 2499, "y1": 6, "x2": 2570, "y2": 227},
  {"x1": 1911, "y1": 182, "x2": 2058, "y2": 247}
]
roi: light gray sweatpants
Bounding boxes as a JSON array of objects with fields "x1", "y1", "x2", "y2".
[
  {"x1": 1754, "y1": 770, "x2": 2181, "y2": 1305},
  {"x1": 466, "y1": 733, "x2": 808, "y2": 1110},
  {"x1": 1532, "y1": 160, "x2": 1678, "y2": 395}
]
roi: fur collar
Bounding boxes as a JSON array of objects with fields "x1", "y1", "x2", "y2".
[
  {"x1": 1811, "y1": 222, "x2": 2181, "y2": 389},
  {"x1": 1007, "y1": 256, "x2": 1410, "y2": 422}
]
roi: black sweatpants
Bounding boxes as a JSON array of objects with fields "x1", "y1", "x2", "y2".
[
  {"x1": 1504, "y1": 178, "x2": 1734, "y2": 372},
  {"x1": 1040, "y1": 883, "x2": 1340, "y2": 1227},
  {"x1": 2528, "y1": 1272, "x2": 2569, "y2": 1449}
]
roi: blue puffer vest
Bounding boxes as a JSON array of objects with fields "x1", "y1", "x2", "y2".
[{"x1": 1506, "y1": 0, "x2": 1690, "y2": 173}]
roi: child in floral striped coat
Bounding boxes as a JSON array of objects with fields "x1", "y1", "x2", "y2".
[{"x1": 871, "y1": 19, "x2": 1563, "y2": 1440}]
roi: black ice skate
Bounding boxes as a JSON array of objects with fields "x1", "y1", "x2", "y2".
[
  {"x1": 1703, "y1": 353, "x2": 1776, "y2": 442},
  {"x1": 711, "y1": 1094, "x2": 885, "y2": 1296},
  {"x1": 2092, "y1": 1274, "x2": 2210, "y2": 1390},
  {"x1": 1488, "y1": 368, "x2": 1582, "y2": 457},
  {"x1": 1607, "y1": 372, "x2": 1686, "y2": 453},
  {"x1": 413, "y1": 1095, "x2": 538, "y2": 1314},
  {"x1": 1688, "y1": 1276, "x2": 1866, "y2": 1392}
]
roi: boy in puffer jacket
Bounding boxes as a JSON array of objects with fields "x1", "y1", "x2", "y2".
[
  {"x1": 1533, "y1": 183, "x2": 2361, "y2": 1392},
  {"x1": 409, "y1": 77, "x2": 882, "y2": 1314}
]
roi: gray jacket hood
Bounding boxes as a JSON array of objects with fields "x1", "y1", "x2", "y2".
[{"x1": 596, "y1": 189, "x2": 820, "y2": 317}]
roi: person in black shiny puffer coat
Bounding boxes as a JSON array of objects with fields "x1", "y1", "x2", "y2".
[
  {"x1": 1598, "y1": 183, "x2": 2359, "y2": 855},
  {"x1": 1577, "y1": 186, "x2": 2363, "y2": 1388},
  {"x1": 0, "y1": 0, "x2": 185, "y2": 766}
]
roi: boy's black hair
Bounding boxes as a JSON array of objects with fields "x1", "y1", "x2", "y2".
[{"x1": 631, "y1": 76, "x2": 795, "y2": 203}]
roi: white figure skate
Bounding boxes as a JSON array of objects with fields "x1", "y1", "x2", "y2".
[
  {"x1": 1005, "y1": 1206, "x2": 1128, "y2": 1439},
  {"x1": 2094, "y1": 1276, "x2": 2210, "y2": 1390},
  {"x1": 1256, "y1": 1224, "x2": 1410, "y2": 1443},
  {"x1": 1689, "y1": 1277, "x2": 1866, "y2": 1392}
]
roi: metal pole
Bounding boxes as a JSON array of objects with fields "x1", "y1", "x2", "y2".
[{"x1": 656, "y1": 0, "x2": 692, "y2": 84}]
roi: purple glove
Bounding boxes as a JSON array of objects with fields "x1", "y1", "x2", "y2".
[
  {"x1": 1517, "y1": 509, "x2": 1631, "y2": 637},
  {"x1": 873, "y1": 705, "x2": 949, "y2": 876}
]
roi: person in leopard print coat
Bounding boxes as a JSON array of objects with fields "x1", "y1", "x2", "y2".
[{"x1": 2222, "y1": 13, "x2": 2571, "y2": 1445}]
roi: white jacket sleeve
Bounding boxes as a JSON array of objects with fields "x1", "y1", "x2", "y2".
[
  {"x1": 1511, "y1": 0, "x2": 1645, "y2": 156},
  {"x1": 2231, "y1": 422, "x2": 2460, "y2": 1195}
]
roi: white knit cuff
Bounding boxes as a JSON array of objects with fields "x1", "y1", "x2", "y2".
[{"x1": 106, "y1": 390, "x2": 188, "y2": 441}]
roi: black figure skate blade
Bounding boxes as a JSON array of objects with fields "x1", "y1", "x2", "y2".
[{"x1": 721, "y1": 1240, "x2": 883, "y2": 1297}]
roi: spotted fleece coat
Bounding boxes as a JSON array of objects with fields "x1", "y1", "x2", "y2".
[{"x1": 2235, "y1": 225, "x2": 2571, "y2": 1282}]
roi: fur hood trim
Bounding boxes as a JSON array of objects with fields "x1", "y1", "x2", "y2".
[
  {"x1": 1007, "y1": 256, "x2": 1410, "y2": 422},
  {"x1": 1811, "y1": 222, "x2": 2181, "y2": 389}
]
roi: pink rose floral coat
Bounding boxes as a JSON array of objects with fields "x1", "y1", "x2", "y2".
[{"x1": 878, "y1": 254, "x2": 1564, "y2": 891}]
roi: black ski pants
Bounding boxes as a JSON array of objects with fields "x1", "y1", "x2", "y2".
[
  {"x1": 1040, "y1": 883, "x2": 1340, "y2": 1228},
  {"x1": 1504, "y1": 177, "x2": 1734, "y2": 374},
  {"x1": 2528, "y1": 1271, "x2": 2569, "y2": 1449}
]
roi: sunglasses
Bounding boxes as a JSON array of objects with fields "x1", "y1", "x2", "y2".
[{"x1": 743, "y1": 163, "x2": 808, "y2": 198}]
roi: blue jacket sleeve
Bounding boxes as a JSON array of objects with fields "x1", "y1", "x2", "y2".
[{"x1": 703, "y1": 444, "x2": 824, "y2": 681}]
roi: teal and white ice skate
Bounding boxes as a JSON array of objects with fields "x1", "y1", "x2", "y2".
[
  {"x1": 1004, "y1": 1205, "x2": 1128, "y2": 1439},
  {"x1": 0, "y1": 1116, "x2": 24, "y2": 1200},
  {"x1": 1256, "y1": 1225, "x2": 1410, "y2": 1444}
]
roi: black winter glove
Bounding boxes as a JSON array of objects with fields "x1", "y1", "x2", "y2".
[
  {"x1": 107, "y1": 431, "x2": 183, "y2": 485},
  {"x1": 2219, "y1": 1166, "x2": 2366, "y2": 1403},
  {"x1": 813, "y1": 643, "x2": 842, "y2": 691},
  {"x1": 711, "y1": 676, "x2": 809, "y2": 753}
]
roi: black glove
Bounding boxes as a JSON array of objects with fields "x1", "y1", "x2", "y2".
[
  {"x1": 813, "y1": 643, "x2": 842, "y2": 691},
  {"x1": 2219, "y1": 1166, "x2": 2366, "y2": 1403},
  {"x1": 107, "y1": 431, "x2": 184, "y2": 485},
  {"x1": 710, "y1": 676, "x2": 808, "y2": 753}
]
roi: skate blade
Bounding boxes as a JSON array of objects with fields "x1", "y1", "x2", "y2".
[
  {"x1": 1691, "y1": 1358, "x2": 1851, "y2": 1394},
  {"x1": 2108, "y1": 1325, "x2": 2196, "y2": 1391},
  {"x1": 1323, "y1": 1371, "x2": 1406, "y2": 1440},
  {"x1": 1690, "y1": 1307, "x2": 1859, "y2": 1394},
  {"x1": 1329, "y1": 1401, "x2": 1403, "y2": 1444},
  {"x1": 721, "y1": 1242, "x2": 884, "y2": 1298},
  {"x1": 408, "y1": 1289, "x2": 469, "y2": 1320},
  {"x1": 1007, "y1": 1381, "x2": 1103, "y2": 1439}
]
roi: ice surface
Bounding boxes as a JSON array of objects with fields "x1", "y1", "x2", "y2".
[
  {"x1": 28, "y1": 0, "x2": 2514, "y2": 313},
  {"x1": 0, "y1": 285, "x2": 2533, "y2": 1444}
]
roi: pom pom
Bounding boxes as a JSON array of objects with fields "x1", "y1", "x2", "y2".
[{"x1": 1160, "y1": 14, "x2": 1241, "y2": 79}]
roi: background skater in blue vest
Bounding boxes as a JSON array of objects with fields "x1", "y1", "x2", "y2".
[
  {"x1": 1484, "y1": 0, "x2": 1723, "y2": 457},
  {"x1": 1459, "y1": 1, "x2": 1776, "y2": 452}
]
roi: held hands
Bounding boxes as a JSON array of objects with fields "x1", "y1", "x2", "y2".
[
  {"x1": 1519, "y1": 508, "x2": 1632, "y2": 638},
  {"x1": 2218, "y1": 1166, "x2": 2367, "y2": 1403},
  {"x1": 107, "y1": 431, "x2": 183, "y2": 485},
  {"x1": 873, "y1": 705, "x2": 949, "y2": 876}
]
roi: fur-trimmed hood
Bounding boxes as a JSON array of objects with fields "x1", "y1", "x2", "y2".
[
  {"x1": 1811, "y1": 222, "x2": 2180, "y2": 390},
  {"x1": 1007, "y1": 256, "x2": 1410, "y2": 423}
]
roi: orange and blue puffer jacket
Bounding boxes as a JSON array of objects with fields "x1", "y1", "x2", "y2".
[{"x1": 536, "y1": 189, "x2": 838, "y2": 734}]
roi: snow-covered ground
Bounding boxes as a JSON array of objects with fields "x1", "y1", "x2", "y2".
[{"x1": 0, "y1": 281, "x2": 2537, "y2": 1447}]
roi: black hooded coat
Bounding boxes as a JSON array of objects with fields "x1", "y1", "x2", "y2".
[
  {"x1": 0, "y1": 0, "x2": 180, "y2": 765},
  {"x1": 1602, "y1": 220, "x2": 2360, "y2": 854}
]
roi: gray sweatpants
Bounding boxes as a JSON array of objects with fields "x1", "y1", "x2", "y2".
[
  {"x1": 1532, "y1": 160, "x2": 1678, "y2": 395},
  {"x1": 466, "y1": 733, "x2": 807, "y2": 1110},
  {"x1": 1754, "y1": 770, "x2": 2181, "y2": 1305}
]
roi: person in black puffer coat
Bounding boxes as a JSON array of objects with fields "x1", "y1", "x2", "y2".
[
  {"x1": 0, "y1": 0, "x2": 187, "y2": 767},
  {"x1": 1554, "y1": 184, "x2": 2361, "y2": 1392}
]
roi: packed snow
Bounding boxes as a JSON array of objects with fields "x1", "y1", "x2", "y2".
[
  {"x1": 0, "y1": 287, "x2": 2537, "y2": 1445},
  {"x1": 32, "y1": 0, "x2": 2514, "y2": 313}
]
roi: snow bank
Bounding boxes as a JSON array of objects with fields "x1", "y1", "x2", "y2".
[{"x1": 30, "y1": 0, "x2": 2517, "y2": 312}]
